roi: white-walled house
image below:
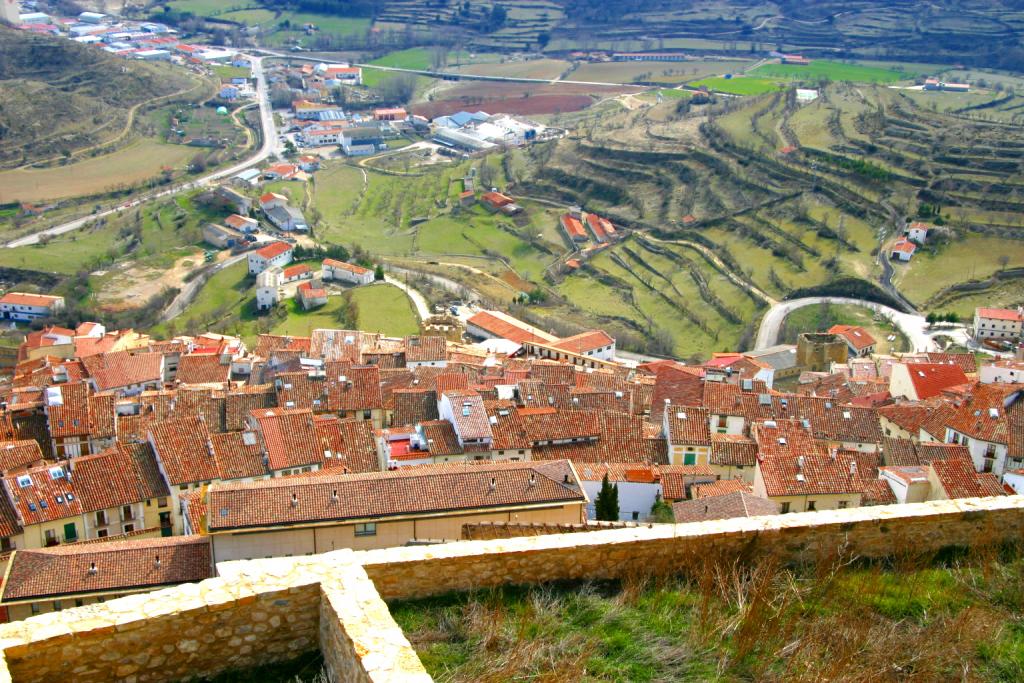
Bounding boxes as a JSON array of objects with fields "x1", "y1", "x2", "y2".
[
  {"x1": 575, "y1": 463, "x2": 663, "y2": 522},
  {"x1": 255, "y1": 267, "x2": 283, "y2": 311},
  {"x1": 247, "y1": 242, "x2": 293, "y2": 276},
  {"x1": 0, "y1": 293, "x2": 65, "y2": 322},
  {"x1": 974, "y1": 307, "x2": 1023, "y2": 341},
  {"x1": 322, "y1": 258, "x2": 374, "y2": 285}
]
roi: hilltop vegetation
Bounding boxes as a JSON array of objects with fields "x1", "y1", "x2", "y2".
[{"x1": 0, "y1": 26, "x2": 207, "y2": 169}]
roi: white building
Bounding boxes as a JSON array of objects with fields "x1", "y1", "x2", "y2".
[
  {"x1": 974, "y1": 307, "x2": 1023, "y2": 341},
  {"x1": 576, "y1": 463, "x2": 662, "y2": 522},
  {"x1": 255, "y1": 267, "x2": 284, "y2": 310},
  {"x1": 0, "y1": 293, "x2": 65, "y2": 322},
  {"x1": 321, "y1": 258, "x2": 374, "y2": 285},
  {"x1": 980, "y1": 360, "x2": 1024, "y2": 385},
  {"x1": 247, "y1": 242, "x2": 293, "y2": 276}
]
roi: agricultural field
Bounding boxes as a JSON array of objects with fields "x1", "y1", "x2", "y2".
[
  {"x1": 570, "y1": 59, "x2": 755, "y2": 85},
  {"x1": 892, "y1": 235, "x2": 1024, "y2": 308},
  {"x1": 454, "y1": 58, "x2": 570, "y2": 81},
  {"x1": 212, "y1": 65, "x2": 250, "y2": 81},
  {"x1": 217, "y1": 8, "x2": 275, "y2": 25},
  {"x1": 689, "y1": 76, "x2": 784, "y2": 95},
  {"x1": 0, "y1": 140, "x2": 196, "y2": 203},
  {"x1": 750, "y1": 60, "x2": 912, "y2": 84}
]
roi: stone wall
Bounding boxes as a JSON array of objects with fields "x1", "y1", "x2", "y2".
[
  {"x1": 361, "y1": 497, "x2": 1024, "y2": 601},
  {"x1": 461, "y1": 520, "x2": 640, "y2": 540},
  {"x1": 0, "y1": 497, "x2": 1022, "y2": 682}
]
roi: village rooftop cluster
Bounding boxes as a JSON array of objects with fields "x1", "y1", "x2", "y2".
[{"x1": 0, "y1": 305, "x2": 1016, "y2": 619}]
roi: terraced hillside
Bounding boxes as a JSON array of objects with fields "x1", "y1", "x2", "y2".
[{"x1": 0, "y1": 26, "x2": 207, "y2": 169}]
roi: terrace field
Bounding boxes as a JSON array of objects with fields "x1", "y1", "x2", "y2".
[
  {"x1": 393, "y1": 548, "x2": 1024, "y2": 682},
  {"x1": 569, "y1": 59, "x2": 755, "y2": 85},
  {"x1": 690, "y1": 76, "x2": 784, "y2": 95}
]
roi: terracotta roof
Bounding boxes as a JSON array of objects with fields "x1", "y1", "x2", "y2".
[
  {"x1": 322, "y1": 258, "x2": 371, "y2": 275},
  {"x1": 944, "y1": 383, "x2": 1022, "y2": 448},
  {"x1": 709, "y1": 434, "x2": 758, "y2": 467},
  {"x1": 254, "y1": 241, "x2": 292, "y2": 260},
  {"x1": 891, "y1": 239, "x2": 916, "y2": 254},
  {"x1": 251, "y1": 407, "x2": 324, "y2": 471},
  {"x1": 0, "y1": 536, "x2": 211, "y2": 603},
  {"x1": 931, "y1": 458, "x2": 1007, "y2": 499},
  {"x1": 444, "y1": 392, "x2": 492, "y2": 442},
  {"x1": 560, "y1": 214, "x2": 586, "y2": 239},
  {"x1": 976, "y1": 308, "x2": 1023, "y2": 322},
  {"x1": 0, "y1": 292, "x2": 62, "y2": 308},
  {"x1": 466, "y1": 311, "x2": 557, "y2": 345},
  {"x1": 148, "y1": 416, "x2": 219, "y2": 486},
  {"x1": 71, "y1": 442, "x2": 169, "y2": 513},
  {"x1": 551, "y1": 330, "x2": 614, "y2": 355},
  {"x1": 925, "y1": 353, "x2": 977, "y2": 375},
  {"x1": 318, "y1": 417, "x2": 378, "y2": 474},
  {"x1": 404, "y1": 335, "x2": 447, "y2": 363},
  {"x1": 392, "y1": 389, "x2": 439, "y2": 427},
  {"x1": 574, "y1": 462, "x2": 659, "y2": 484},
  {"x1": 902, "y1": 363, "x2": 970, "y2": 399},
  {"x1": 693, "y1": 479, "x2": 749, "y2": 498},
  {"x1": 207, "y1": 460, "x2": 584, "y2": 531},
  {"x1": 0, "y1": 489, "x2": 23, "y2": 539},
  {"x1": 861, "y1": 478, "x2": 897, "y2": 505},
  {"x1": 657, "y1": 464, "x2": 718, "y2": 500},
  {"x1": 664, "y1": 407, "x2": 711, "y2": 446},
  {"x1": 882, "y1": 437, "x2": 921, "y2": 466},
  {"x1": 283, "y1": 264, "x2": 312, "y2": 279},
  {"x1": 673, "y1": 491, "x2": 778, "y2": 522},
  {"x1": 828, "y1": 324, "x2": 877, "y2": 351},
  {"x1": 878, "y1": 403, "x2": 931, "y2": 435},
  {"x1": 650, "y1": 365, "x2": 705, "y2": 422},
  {"x1": 176, "y1": 354, "x2": 230, "y2": 385},
  {"x1": 87, "y1": 351, "x2": 163, "y2": 392},
  {"x1": 531, "y1": 413, "x2": 666, "y2": 464},
  {"x1": 754, "y1": 419, "x2": 864, "y2": 497},
  {"x1": 520, "y1": 407, "x2": 600, "y2": 445},
  {"x1": 3, "y1": 462, "x2": 81, "y2": 526},
  {"x1": 47, "y1": 382, "x2": 91, "y2": 437},
  {"x1": 419, "y1": 420, "x2": 463, "y2": 457},
  {"x1": 0, "y1": 440, "x2": 45, "y2": 474},
  {"x1": 88, "y1": 391, "x2": 117, "y2": 438},
  {"x1": 209, "y1": 431, "x2": 267, "y2": 481}
]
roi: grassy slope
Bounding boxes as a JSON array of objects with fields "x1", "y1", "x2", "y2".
[{"x1": 392, "y1": 551, "x2": 1024, "y2": 682}]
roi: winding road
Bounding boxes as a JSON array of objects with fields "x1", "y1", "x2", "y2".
[
  {"x1": 753, "y1": 296, "x2": 970, "y2": 352},
  {"x1": 6, "y1": 56, "x2": 281, "y2": 249}
]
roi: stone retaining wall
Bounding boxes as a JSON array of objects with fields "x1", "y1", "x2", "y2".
[{"x1": 0, "y1": 497, "x2": 1021, "y2": 682}]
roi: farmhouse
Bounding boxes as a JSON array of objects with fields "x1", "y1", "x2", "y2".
[
  {"x1": 479, "y1": 191, "x2": 522, "y2": 215},
  {"x1": 560, "y1": 214, "x2": 588, "y2": 243},
  {"x1": 890, "y1": 238, "x2": 916, "y2": 262},
  {"x1": 224, "y1": 214, "x2": 258, "y2": 233},
  {"x1": 374, "y1": 108, "x2": 407, "y2": 121},
  {"x1": 202, "y1": 223, "x2": 244, "y2": 249},
  {"x1": 974, "y1": 307, "x2": 1023, "y2": 341},
  {"x1": 247, "y1": 242, "x2": 293, "y2": 276},
  {"x1": 466, "y1": 310, "x2": 559, "y2": 345},
  {"x1": 0, "y1": 293, "x2": 65, "y2": 322},
  {"x1": 322, "y1": 259, "x2": 374, "y2": 286},
  {"x1": 296, "y1": 282, "x2": 328, "y2": 310},
  {"x1": 548, "y1": 330, "x2": 616, "y2": 362},
  {"x1": 282, "y1": 264, "x2": 313, "y2": 283},
  {"x1": 905, "y1": 222, "x2": 931, "y2": 242},
  {"x1": 584, "y1": 213, "x2": 616, "y2": 242},
  {"x1": 827, "y1": 325, "x2": 877, "y2": 357},
  {"x1": 263, "y1": 163, "x2": 300, "y2": 181},
  {"x1": 780, "y1": 54, "x2": 810, "y2": 65}
]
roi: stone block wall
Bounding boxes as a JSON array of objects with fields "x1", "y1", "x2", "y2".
[
  {"x1": 0, "y1": 497, "x2": 1022, "y2": 682},
  {"x1": 361, "y1": 497, "x2": 1024, "y2": 601},
  {"x1": 461, "y1": 520, "x2": 640, "y2": 540}
]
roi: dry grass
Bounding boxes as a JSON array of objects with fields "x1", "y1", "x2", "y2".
[{"x1": 391, "y1": 543, "x2": 1024, "y2": 682}]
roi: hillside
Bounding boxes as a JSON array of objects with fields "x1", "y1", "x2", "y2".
[{"x1": 0, "y1": 26, "x2": 204, "y2": 169}]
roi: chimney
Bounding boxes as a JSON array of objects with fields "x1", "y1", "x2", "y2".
[
  {"x1": 528, "y1": 473, "x2": 536, "y2": 488},
  {"x1": 291, "y1": 493, "x2": 299, "y2": 507},
  {"x1": 829, "y1": 447, "x2": 837, "y2": 461},
  {"x1": 331, "y1": 489, "x2": 339, "y2": 503},
  {"x1": 155, "y1": 555, "x2": 161, "y2": 568},
  {"x1": 88, "y1": 562, "x2": 97, "y2": 575},
  {"x1": 489, "y1": 477, "x2": 496, "y2": 491},
  {"x1": 797, "y1": 455, "x2": 805, "y2": 471},
  {"x1": 849, "y1": 460, "x2": 858, "y2": 476}
]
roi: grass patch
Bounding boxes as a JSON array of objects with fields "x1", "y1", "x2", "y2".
[
  {"x1": 893, "y1": 234, "x2": 1024, "y2": 307},
  {"x1": 690, "y1": 76, "x2": 784, "y2": 95},
  {"x1": 0, "y1": 140, "x2": 195, "y2": 203},
  {"x1": 351, "y1": 283, "x2": 420, "y2": 336},
  {"x1": 751, "y1": 60, "x2": 911, "y2": 83},
  {"x1": 212, "y1": 65, "x2": 249, "y2": 81},
  {"x1": 369, "y1": 47, "x2": 431, "y2": 70},
  {"x1": 392, "y1": 549, "x2": 1024, "y2": 682}
]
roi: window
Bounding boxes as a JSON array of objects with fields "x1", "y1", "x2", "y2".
[
  {"x1": 64, "y1": 522, "x2": 78, "y2": 542},
  {"x1": 97, "y1": 529, "x2": 108, "y2": 538},
  {"x1": 53, "y1": 601, "x2": 62, "y2": 612},
  {"x1": 780, "y1": 502, "x2": 791, "y2": 514},
  {"x1": 631, "y1": 511, "x2": 639, "y2": 521},
  {"x1": 838, "y1": 501, "x2": 848, "y2": 509},
  {"x1": 179, "y1": 484, "x2": 188, "y2": 491},
  {"x1": 807, "y1": 501, "x2": 817, "y2": 511},
  {"x1": 44, "y1": 529, "x2": 58, "y2": 546},
  {"x1": 683, "y1": 453, "x2": 696, "y2": 466},
  {"x1": 95, "y1": 510, "x2": 107, "y2": 526},
  {"x1": 0, "y1": 537, "x2": 12, "y2": 551},
  {"x1": 363, "y1": 411, "x2": 372, "y2": 420},
  {"x1": 75, "y1": 599, "x2": 85, "y2": 607},
  {"x1": 30, "y1": 604, "x2": 40, "y2": 616},
  {"x1": 158, "y1": 497, "x2": 168, "y2": 508},
  {"x1": 354, "y1": 523, "x2": 377, "y2": 537},
  {"x1": 122, "y1": 505, "x2": 133, "y2": 521},
  {"x1": 123, "y1": 524, "x2": 135, "y2": 533}
]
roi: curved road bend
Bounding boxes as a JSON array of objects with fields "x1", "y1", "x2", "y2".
[
  {"x1": 754, "y1": 296, "x2": 970, "y2": 353},
  {"x1": 6, "y1": 56, "x2": 280, "y2": 249}
]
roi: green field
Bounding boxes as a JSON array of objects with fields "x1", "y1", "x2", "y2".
[
  {"x1": 751, "y1": 60, "x2": 911, "y2": 83},
  {"x1": 893, "y1": 234, "x2": 1024, "y2": 307},
  {"x1": 351, "y1": 284, "x2": 420, "y2": 336},
  {"x1": 369, "y1": 48, "x2": 431, "y2": 70},
  {"x1": 166, "y1": 0, "x2": 239, "y2": 16},
  {"x1": 690, "y1": 76, "x2": 784, "y2": 95},
  {"x1": 212, "y1": 65, "x2": 250, "y2": 80},
  {"x1": 218, "y1": 8, "x2": 275, "y2": 25},
  {"x1": 780, "y1": 303, "x2": 907, "y2": 354}
]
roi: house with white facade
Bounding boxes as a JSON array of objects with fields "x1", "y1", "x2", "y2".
[
  {"x1": 0, "y1": 293, "x2": 65, "y2": 323},
  {"x1": 321, "y1": 258, "x2": 374, "y2": 285},
  {"x1": 974, "y1": 307, "x2": 1023, "y2": 342},
  {"x1": 247, "y1": 242, "x2": 293, "y2": 276},
  {"x1": 255, "y1": 267, "x2": 284, "y2": 311}
]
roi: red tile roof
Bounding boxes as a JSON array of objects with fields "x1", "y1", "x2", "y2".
[
  {"x1": 0, "y1": 536, "x2": 211, "y2": 603},
  {"x1": 3, "y1": 462, "x2": 81, "y2": 526},
  {"x1": 71, "y1": 443, "x2": 170, "y2": 513},
  {"x1": 0, "y1": 292, "x2": 63, "y2": 308},
  {"x1": 931, "y1": 458, "x2": 1007, "y2": 499},
  {"x1": 86, "y1": 350, "x2": 163, "y2": 392},
  {"x1": 466, "y1": 310, "x2": 557, "y2": 345},
  {"x1": 904, "y1": 363, "x2": 970, "y2": 399},
  {"x1": 254, "y1": 241, "x2": 292, "y2": 260},
  {"x1": 207, "y1": 460, "x2": 584, "y2": 531},
  {"x1": 283, "y1": 264, "x2": 312, "y2": 279},
  {"x1": 673, "y1": 491, "x2": 778, "y2": 522},
  {"x1": 0, "y1": 440, "x2": 45, "y2": 474},
  {"x1": 754, "y1": 419, "x2": 864, "y2": 497},
  {"x1": 323, "y1": 258, "x2": 371, "y2": 275},
  {"x1": 551, "y1": 330, "x2": 614, "y2": 355},
  {"x1": 828, "y1": 324, "x2": 877, "y2": 351},
  {"x1": 560, "y1": 214, "x2": 586, "y2": 240},
  {"x1": 664, "y1": 406, "x2": 711, "y2": 446},
  {"x1": 251, "y1": 407, "x2": 324, "y2": 471},
  {"x1": 976, "y1": 308, "x2": 1023, "y2": 322},
  {"x1": 709, "y1": 434, "x2": 758, "y2": 467},
  {"x1": 176, "y1": 354, "x2": 230, "y2": 385},
  {"x1": 148, "y1": 416, "x2": 219, "y2": 486}
]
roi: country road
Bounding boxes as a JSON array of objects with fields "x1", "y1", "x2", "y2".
[
  {"x1": 753, "y1": 296, "x2": 970, "y2": 352},
  {"x1": 161, "y1": 252, "x2": 250, "y2": 322},
  {"x1": 6, "y1": 55, "x2": 280, "y2": 249}
]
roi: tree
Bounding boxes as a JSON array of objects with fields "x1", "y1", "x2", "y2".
[
  {"x1": 374, "y1": 264, "x2": 385, "y2": 281},
  {"x1": 650, "y1": 493, "x2": 674, "y2": 523},
  {"x1": 594, "y1": 474, "x2": 619, "y2": 521}
]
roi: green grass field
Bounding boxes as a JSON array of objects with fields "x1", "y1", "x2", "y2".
[
  {"x1": 369, "y1": 48, "x2": 431, "y2": 70},
  {"x1": 780, "y1": 302, "x2": 907, "y2": 354},
  {"x1": 690, "y1": 76, "x2": 784, "y2": 95},
  {"x1": 751, "y1": 60, "x2": 910, "y2": 83},
  {"x1": 893, "y1": 234, "x2": 1024, "y2": 306},
  {"x1": 218, "y1": 8, "x2": 275, "y2": 25},
  {"x1": 212, "y1": 65, "x2": 250, "y2": 80},
  {"x1": 351, "y1": 283, "x2": 420, "y2": 335},
  {"x1": 166, "y1": 0, "x2": 238, "y2": 16}
]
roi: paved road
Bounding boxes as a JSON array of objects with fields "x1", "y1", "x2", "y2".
[
  {"x1": 754, "y1": 296, "x2": 971, "y2": 352},
  {"x1": 6, "y1": 56, "x2": 280, "y2": 249},
  {"x1": 383, "y1": 275, "x2": 431, "y2": 320}
]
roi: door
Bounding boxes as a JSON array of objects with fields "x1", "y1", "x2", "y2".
[
  {"x1": 159, "y1": 512, "x2": 173, "y2": 537},
  {"x1": 63, "y1": 522, "x2": 77, "y2": 542}
]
